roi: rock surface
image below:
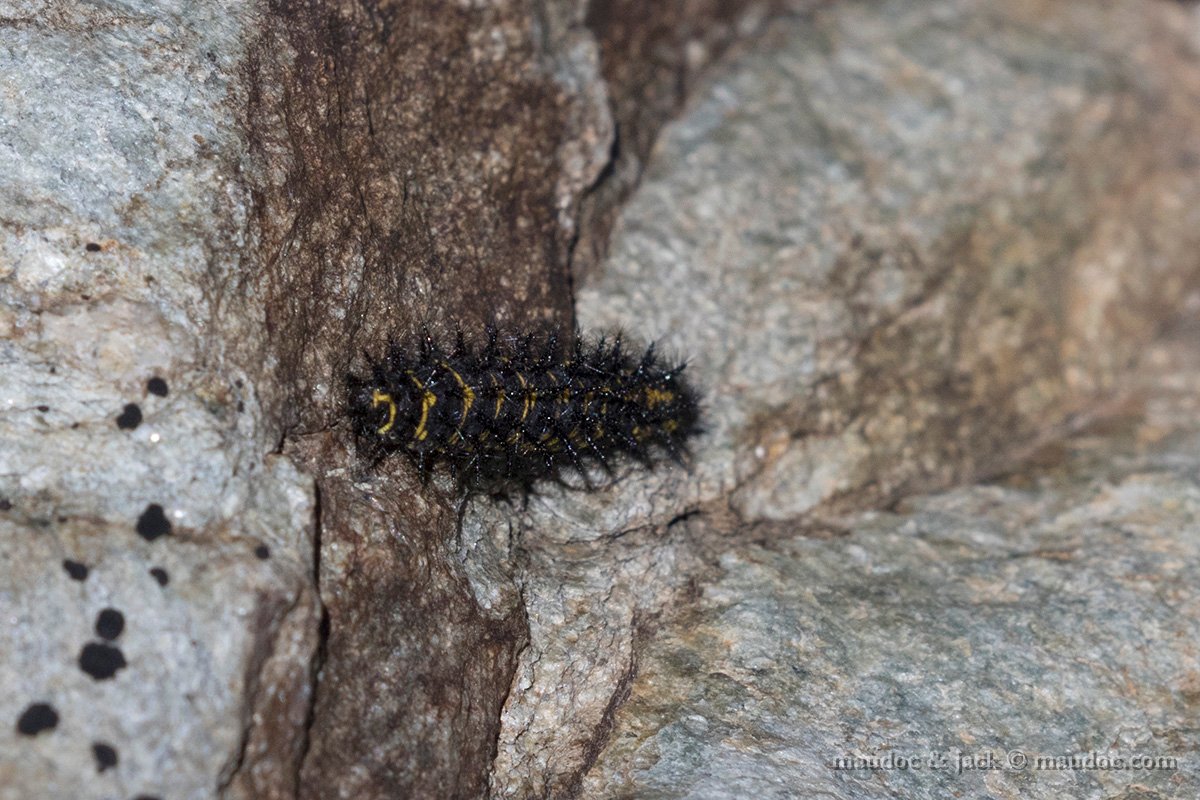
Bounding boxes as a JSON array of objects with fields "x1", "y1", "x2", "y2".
[
  {"x1": 580, "y1": 0, "x2": 1200, "y2": 520},
  {"x1": 580, "y1": 327, "x2": 1200, "y2": 799},
  {"x1": 0, "y1": 461, "x2": 318, "y2": 800},
  {"x1": 251, "y1": 1, "x2": 784, "y2": 796},
  {"x1": 0, "y1": 3, "x2": 321, "y2": 798},
  {"x1": 484, "y1": 0, "x2": 1200, "y2": 795},
  {"x1": 5, "y1": 0, "x2": 1200, "y2": 798}
]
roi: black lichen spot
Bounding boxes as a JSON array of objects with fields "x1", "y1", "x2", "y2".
[
  {"x1": 85, "y1": 242, "x2": 102, "y2": 252},
  {"x1": 254, "y1": 544, "x2": 270, "y2": 560},
  {"x1": 146, "y1": 377, "x2": 168, "y2": 397},
  {"x1": 92, "y1": 742, "x2": 118, "y2": 772},
  {"x1": 0, "y1": 498, "x2": 10, "y2": 511},
  {"x1": 79, "y1": 642, "x2": 127, "y2": 680},
  {"x1": 115, "y1": 403, "x2": 143, "y2": 430},
  {"x1": 63, "y1": 560, "x2": 89, "y2": 581},
  {"x1": 135, "y1": 504, "x2": 171, "y2": 541},
  {"x1": 149, "y1": 567, "x2": 169, "y2": 587},
  {"x1": 36, "y1": 404, "x2": 49, "y2": 413},
  {"x1": 95, "y1": 609, "x2": 125, "y2": 640},
  {"x1": 16, "y1": 703, "x2": 58, "y2": 735}
]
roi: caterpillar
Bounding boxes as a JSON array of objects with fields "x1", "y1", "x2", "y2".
[{"x1": 346, "y1": 329, "x2": 701, "y2": 492}]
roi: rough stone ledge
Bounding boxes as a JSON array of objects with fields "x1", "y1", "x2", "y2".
[
  {"x1": 580, "y1": 327, "x2": 1200, "y2": 799},
  {"x1": 482, "y1": 0, "x2": 1200, "y2": 795}
]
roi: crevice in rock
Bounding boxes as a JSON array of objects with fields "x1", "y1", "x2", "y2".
[
  {"x1": 218, "y1": 590, "x2": 309, "y2": 800},
  {"x1": 291, "y1": 481, "x2": 329, "y2": 799},
  {"x1": 237, "y1": 0, "x2": 578, "y2": 793},
  {"x1": 563, "y1": 617, "x2": 643, "y2": 799},
  {"x1": 486, "y1": 579, "x2": 536, "y2": 794}
]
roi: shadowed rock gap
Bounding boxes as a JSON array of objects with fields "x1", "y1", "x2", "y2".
[
  {"x1": 237, "y1": 0, "x2": 574, "y2": 794},
  {"x1": 230, "y1": 1, "x2": 795, "y2": 796}
]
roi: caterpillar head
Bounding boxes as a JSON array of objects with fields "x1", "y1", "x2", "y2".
[{"x1": 346, "y1": 375, "x2": 420, "y2": 453}]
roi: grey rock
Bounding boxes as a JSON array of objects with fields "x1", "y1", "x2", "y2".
[
  {"x1": 579, "y1": 0, "x2": 1200, "y2": 522},
  {"x1": 581, "y1": 329, "x2": 1200, "y2": 799},
  {"x1": 0, "y1": 460, "x2": 318, "y2": 800},
  {"x1": 486, "y1": 0, "x2": 1200, "y2": 795},
  {"x1": 0, "y1": 2, "x2": 322, "y2": 799}
]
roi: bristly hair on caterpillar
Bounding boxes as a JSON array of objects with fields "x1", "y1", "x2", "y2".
[{"x1": 345, "y1": 327, "x2": 701, "y2": 493}]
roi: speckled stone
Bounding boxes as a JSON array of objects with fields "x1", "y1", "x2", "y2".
[
  {"x1": 0, "y1": 471, "x2": 317, "y2": 800},
  {"x1": 0, "y1": 2, "x2": 322, "y2": 798},
  {"x1": 577, "y1": 0, "x2": 1200, "y2": 525},
  {"x1": 484, "y1": 0, "x2": 1200, "y2": 795},
  {"x1": 580, "y1": 328, "x2": 1200, "y2": 799}
]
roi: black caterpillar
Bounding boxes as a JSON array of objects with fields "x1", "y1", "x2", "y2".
[{"x1": 346, "y1": 329, "x2": 701, "y2": 491}]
